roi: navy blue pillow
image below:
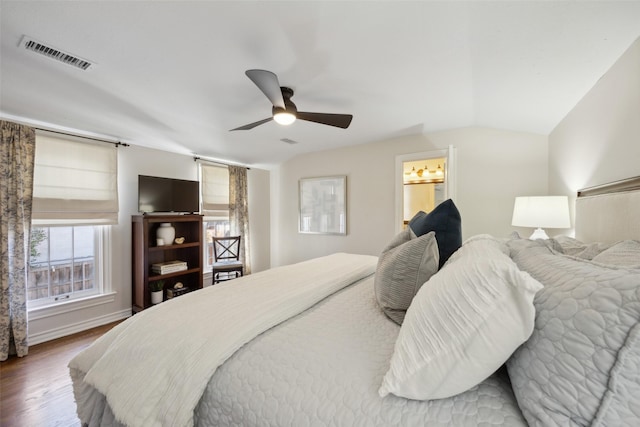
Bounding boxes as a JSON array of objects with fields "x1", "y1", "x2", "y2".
[{"x1": 408, "y1": 199, "x2": 462, "y2": 269}]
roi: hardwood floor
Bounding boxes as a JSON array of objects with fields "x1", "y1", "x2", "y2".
[{"x1": 0, "y1": 321, "x2": 122, "y2": 427}]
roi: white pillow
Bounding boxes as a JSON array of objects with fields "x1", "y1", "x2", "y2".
[{"x1": 379, "y1": 237, "x2": 543, "y2": 400}]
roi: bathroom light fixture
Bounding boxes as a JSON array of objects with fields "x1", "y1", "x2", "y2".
[{"x1": 511, "y1": 196, "x2": 571, "y2": 239}]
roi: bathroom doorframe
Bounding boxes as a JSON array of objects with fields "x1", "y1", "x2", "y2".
[{"x1": 394, "y1": 145, "x2": 457, "y2": 234}]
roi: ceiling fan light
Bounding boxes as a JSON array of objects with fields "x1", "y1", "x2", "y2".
[{"x1": 274, "y1": 111, "x2": 296, "y2": 125}]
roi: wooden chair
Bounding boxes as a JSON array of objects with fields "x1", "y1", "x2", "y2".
[{"x1": 211, "y1": 236, "x2": 244, "y2": 284}]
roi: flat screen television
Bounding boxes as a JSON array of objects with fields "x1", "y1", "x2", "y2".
[{"x1": 138, "y1": 175, "x2": 200, "y2": 214}]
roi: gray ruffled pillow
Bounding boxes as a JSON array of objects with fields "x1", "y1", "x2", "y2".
[
  {"x1": 374, "y1": 229, "x2": 439, "y2": 324},
  {"x1": 553, "y1": 235, "x2": 612, "y2": 259},
  {"x1": 591, "y1": 240, "x2": 640, "y2": 268}
]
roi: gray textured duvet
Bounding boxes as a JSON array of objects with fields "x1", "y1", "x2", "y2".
[{"x1": 75, "y1": 276, "x2": 526, "y2": 426}]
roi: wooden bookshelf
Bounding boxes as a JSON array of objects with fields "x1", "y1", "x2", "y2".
[{"x1": 131, "y1": 214, "x2": 203, "y2": 312}]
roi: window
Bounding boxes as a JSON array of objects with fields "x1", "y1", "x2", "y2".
[
  {"x1": 28, "y1": 131, "x2": 118, "y2": 309},
  {"x1": 204, "y1": 220, "x2": 230, "y2": 267},
  {"x1": 28, "y1": 226, "x2": 104, "y2": 306},
  {"x1": 200, "y1": 163, "x2": 230, "y2": 270}
]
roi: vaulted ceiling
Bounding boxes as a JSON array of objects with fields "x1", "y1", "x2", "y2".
[{"x1": 1, "y1": 1, "x2": 639, "y2": 169}]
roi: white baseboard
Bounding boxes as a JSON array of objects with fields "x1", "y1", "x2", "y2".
[{"x1": 28, "y1": 309, "x2": 131, "y2": 346}]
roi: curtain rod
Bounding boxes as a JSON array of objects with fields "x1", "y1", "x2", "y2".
[
  {"x1": 36, "y1": 127, "x2": 129, "y2": 147},
  {"x1": 193, "y1": 156, "x2": 250, "y2": 170}
]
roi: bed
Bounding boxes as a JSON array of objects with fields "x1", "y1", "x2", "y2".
[{"x1": 69, "y1": 178, "x2": 640, "y2": 427}]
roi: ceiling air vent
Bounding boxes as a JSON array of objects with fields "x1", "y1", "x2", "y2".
[
  {"x1": 280, "y1": 138, "x2": 299, "y2": 145},
  {"x1": 19, "y1": 35, "x2": 94, "y2": 70}
]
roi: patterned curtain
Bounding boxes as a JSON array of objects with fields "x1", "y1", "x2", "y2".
[
  {"x1": 228, "y1": 165, "x2": 251, "y2": 274},
  {"x1": 1, "y1": 121, "x2": 36, "y2": 360}
]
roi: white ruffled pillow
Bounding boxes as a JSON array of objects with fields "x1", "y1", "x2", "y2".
[{"x1": 379, "y1": 236, "x2": 543, "y2": 400}]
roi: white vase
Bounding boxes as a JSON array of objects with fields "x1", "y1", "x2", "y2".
[
  {"x1": 156, "y1": 223, "x2": 175, "y2": 246},
  {"x1": 151, "y1": 290, "x2": 163, "y2": 304}
]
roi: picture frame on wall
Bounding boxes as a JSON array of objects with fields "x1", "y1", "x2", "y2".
[{"x1": 298, "y1": 176, "x2": 347, "y2": 235}]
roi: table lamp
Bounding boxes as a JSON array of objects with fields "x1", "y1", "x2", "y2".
[{"x1": 511, "y1": 196, "x2": 570, "y2": 239}]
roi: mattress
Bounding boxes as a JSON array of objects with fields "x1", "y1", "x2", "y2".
[{"x1": 74, "y1": 276, "x2": 527, "y2": 426}]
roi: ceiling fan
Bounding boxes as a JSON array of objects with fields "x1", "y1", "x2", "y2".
[{"x1": 230, "y1": 69, "x2": 353, "y2": 131}]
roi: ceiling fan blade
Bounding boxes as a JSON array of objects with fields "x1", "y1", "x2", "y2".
[
  {"x1": 297, "y1": 112, "x2": 353, "y2": 129},
  {"x1": 245, "y1": 69, "x2": 285, "y2": 109},
  {"x1": 230, "y1": 117, "x2": 273, "y2": 131}
]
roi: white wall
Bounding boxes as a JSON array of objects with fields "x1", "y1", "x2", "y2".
[
  {"x1": 28, "y1": 145, "x2": 271, "y2": 344},
  {"x1": 27, "y1": 37, "x2": 639, "y2": 344},
  {"x1": 27, "y1": 37, "x2": 639, "y2": 343},
  {"x1": 272, "y1": 127, "x2": 547, "y2": 267},
  {"x1": 549, "y1": 37, "x2": 640, "y2": 213},
  {"x1": 247, "y1": 167, "x2": 271, "y2": 273}
]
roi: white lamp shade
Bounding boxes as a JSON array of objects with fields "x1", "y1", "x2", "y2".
[{"x1": 512, "y1": 196, "x2": 571, "y2": 229}]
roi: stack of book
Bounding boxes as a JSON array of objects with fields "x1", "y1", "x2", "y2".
[
  {"x1": 166, "y1": 286, "x2": 190, "y2": 299},
  {"x1": 152, "y1": 260, "x2": 187, "y2": 275}
]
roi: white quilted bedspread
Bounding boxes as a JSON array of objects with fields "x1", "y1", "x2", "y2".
[
  {"x1": 195, "y1": 276, "x2": 527, "y2": 427},
  {"x1": 70, "y1": 252, "x2": 528, "y2": 427},
  {"x1": 69, "y1": 253, "x2": 377, "y2": 427},
  {"x1": 71, "y1": 276, "x2": 527, "y2": 427}
]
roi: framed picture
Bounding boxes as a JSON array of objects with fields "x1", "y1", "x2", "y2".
[{"x1": 298, "y1": 176, "x2": 347, "y2": 235}]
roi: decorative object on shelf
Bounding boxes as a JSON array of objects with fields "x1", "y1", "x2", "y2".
[
  {"x1": 156, "y1": 238, "x2": 164, "y2": 246},
  {"x1": 174, "y1": 237, "x2": 185, "y2": 244},
  {"x1": 151, "y1": 260, "x2": 187, "y2": 275},
  {"x1": 150, "y1": 280, "x2": 165, "y2": 304},
  {"x1": 299, "y1": 175, "x2": 347, "y2": 235},
  {"x1": 156, "y1": 223, "x2": 175, "y2": 246},
  {"x1": 166, "y1": 283, "x2": 190, "y2": 299},
  {"x1": 511, "y1": 196, "x2": 571, "y2": 239}
]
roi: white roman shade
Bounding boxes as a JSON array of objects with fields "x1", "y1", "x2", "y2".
[
  {"x1": 200, "y1": 163, "x2": 229, "y2": 217},
  {"x1": 32, "y1": 132, "x2": 119, "y2": 225}
]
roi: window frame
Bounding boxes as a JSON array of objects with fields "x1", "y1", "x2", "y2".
[{"x1": 27, "y1": 224, "x2": 112, "y2": 311}]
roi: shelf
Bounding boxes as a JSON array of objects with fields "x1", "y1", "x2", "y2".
[
  {"x1": 149, "y1": 242, "x2": 200, "y2": 251},
  {"x1": 148, "y1": 268, "x2": 201, "y2": 282}
]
